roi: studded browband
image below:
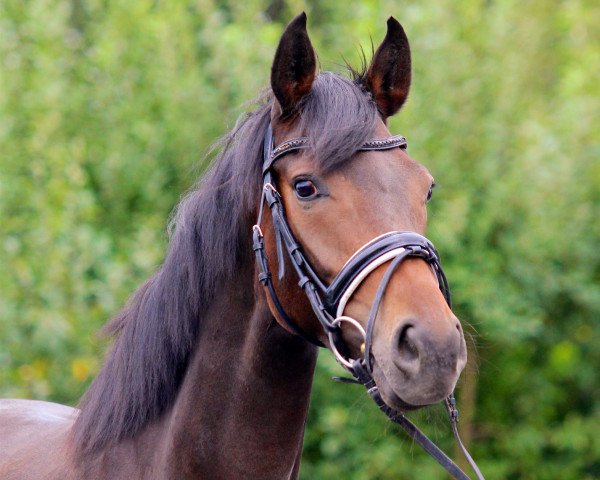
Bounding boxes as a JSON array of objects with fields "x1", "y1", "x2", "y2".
[{"x1": 263, "y1": 133, "x2": 407, "y2": 174}]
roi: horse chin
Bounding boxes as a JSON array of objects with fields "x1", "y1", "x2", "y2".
[
  {"x1": 370, "y1": 361, "x2": 455, "y2": 412},
  {"x1": 376, "y1": 383, "x2": 424, "y2": 412}
]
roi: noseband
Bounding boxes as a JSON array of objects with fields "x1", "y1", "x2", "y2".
[{"x1": 252, "y1": 124, "x2": 485, "y2": 480}]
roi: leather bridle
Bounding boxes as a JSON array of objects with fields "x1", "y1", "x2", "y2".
[{"x1": 252, "y1": 123, "x2": 485, "y2": 480}]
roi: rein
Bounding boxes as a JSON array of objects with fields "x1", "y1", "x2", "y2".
[{"x1": 252, "y1": 124, "x2": 485, "y2": 480}]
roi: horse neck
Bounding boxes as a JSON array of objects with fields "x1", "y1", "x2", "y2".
[{"x1": 161, "y1": 263, "x2": 319, "y2": 479}]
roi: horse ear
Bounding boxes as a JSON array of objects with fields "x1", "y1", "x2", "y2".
[
  {"x1": 364, "y1": 17, "x2": 411, "y2": 119},
  {"x1": 271, "y1": 12, "x2": 317, "y2": 118}
]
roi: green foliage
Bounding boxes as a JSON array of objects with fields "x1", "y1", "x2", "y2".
[{"x1": 1, "y1": 0, "x2": 598, "y2": 478}]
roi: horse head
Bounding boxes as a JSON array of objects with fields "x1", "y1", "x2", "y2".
[{"x1": 257, "y1": 13, "x2": 467, "y2": 411}]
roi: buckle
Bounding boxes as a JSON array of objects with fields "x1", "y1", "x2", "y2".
[{"x1": 252, "y1": 224, "x2": 263, "y2": 237}]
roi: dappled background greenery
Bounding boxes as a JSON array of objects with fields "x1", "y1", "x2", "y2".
[{"x1": 1, "y1": 0, "x2": 598, "y2": 478}]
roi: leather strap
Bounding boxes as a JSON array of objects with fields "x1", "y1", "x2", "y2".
[
  {"x1": 252, "y1": 225, "x2": 324, "y2": 346},
  {"x1": 325, "y1": 231, "x2": 445, "y2": 311}
]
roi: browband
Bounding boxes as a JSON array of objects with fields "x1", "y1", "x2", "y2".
[{"x1": 263, "y1": 132, "x2": 407, "y2": 174}]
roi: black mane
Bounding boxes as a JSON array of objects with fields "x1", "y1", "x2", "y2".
[{"x1": 72, "y1": 72, "x2": 378, "y2": 455}]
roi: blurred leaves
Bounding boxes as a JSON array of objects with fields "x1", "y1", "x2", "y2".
[{"x1": 1, "y1": 0, "x2": 599, "y2": 478}]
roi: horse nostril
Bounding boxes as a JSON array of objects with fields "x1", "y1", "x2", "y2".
[
  {"x1": 396, "y1": 323, "x2": 419, "y2": 364},
  {"x1": 455, "y1": 320, "x2": 465, "y2": 339}
]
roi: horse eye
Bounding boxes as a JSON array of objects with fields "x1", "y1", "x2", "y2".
[
  {"x1": 294, "y1": 179, "x2": 319, "y2": 199},
  {"x1": 426, "y1": 182, "x2": 436, "y2": 202}
]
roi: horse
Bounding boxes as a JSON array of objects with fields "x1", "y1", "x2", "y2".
[{"x1": 0, "y1": 13, "x2": 481, "y2": 480}]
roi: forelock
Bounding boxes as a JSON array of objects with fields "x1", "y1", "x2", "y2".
[{"x1": 298, "y1": 72, "x2": 378, "y2": 171}]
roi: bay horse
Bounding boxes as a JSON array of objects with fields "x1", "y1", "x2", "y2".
[{"x1": 0, "y1": 13, "x2": 483, "y2": 480}]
